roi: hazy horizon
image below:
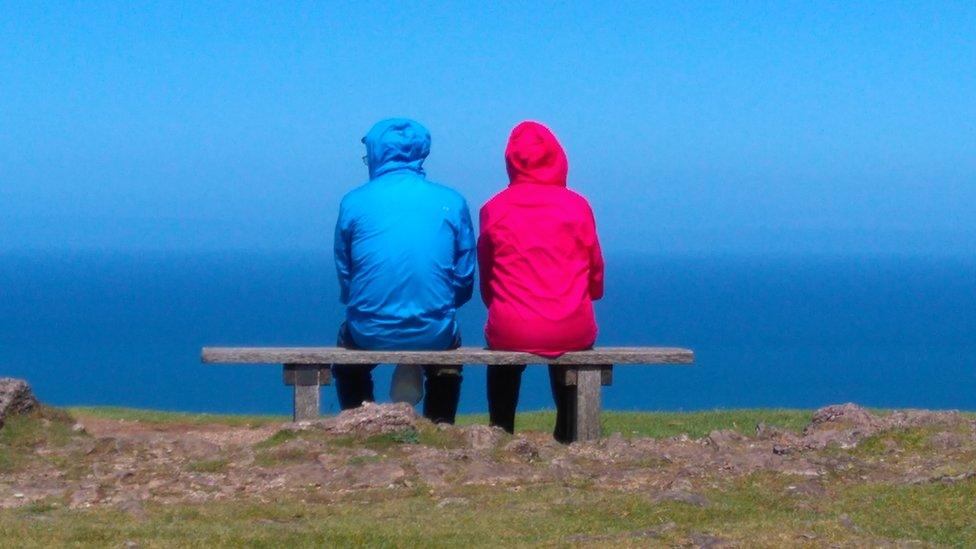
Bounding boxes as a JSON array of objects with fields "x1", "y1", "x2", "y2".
[{"x1": 3, "y1": 3, "x2": 974, "y2": 256}]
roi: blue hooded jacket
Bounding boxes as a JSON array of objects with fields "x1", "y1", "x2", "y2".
[{"x1": 334, "y1": 119, "x2": 476, "y2": 350}]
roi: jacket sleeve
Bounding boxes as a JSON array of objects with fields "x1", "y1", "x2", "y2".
[
  {"x1": 334, "y1": 201, "x2": 353, "y2": 305},
  {"x1": 452, "y1": 200, "x2": 476, "y2": 308},
  {"x1": 585, "y1": 204, "x2": 605, "y2": 300},
  {"x1": 477, "y1": 206, "x2": 494, "y2": 307}
]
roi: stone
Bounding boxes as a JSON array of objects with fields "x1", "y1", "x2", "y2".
[
  {"x1": 0, "y1": 378, "x2": 37, "y2": 430},
  {"x1": 653, "y1": 489, "x2": 710, "y2": 507},
  {"x1": 314, "y1": 402, "x2": 420, "y2": 436},
  {"x1": 883, "y1": 409, "x2": 965, "y2": 430},
  {"x1": 329, "y1": 461, "x2": 407, "y2": 490},
  {"x1": 838, "y1": 513, "x2": 860, "y2": 532},
  {"x1": 928, "y1": 432, "x2": 963, "y2": 450},
  {"x1": 706, "y1": 429, "x2": 745, "y2": 451},
  {"x1": 503, "y1": 436, "x2": 540, "y2": 460},
  {"x1": 689, "y1": 532, "x2": 732, "y2": 548},
  {"x1": 435, "y1": 497, "x2": 469, "y2": 508},
  {"x1": 464, "y1": 425, "x2": 504, "y2": 450},
  {"x1": 805, "y1": 403, "x2": 880, "y2": 434}
]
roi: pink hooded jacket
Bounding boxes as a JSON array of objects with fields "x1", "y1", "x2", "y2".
[{"x1": 478, "y1": 121, "x2": 605, "y2": 357}]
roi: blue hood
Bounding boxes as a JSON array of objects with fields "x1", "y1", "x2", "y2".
[{"x1": 362, "y1": 118, "x2": 431, "y2": 179}]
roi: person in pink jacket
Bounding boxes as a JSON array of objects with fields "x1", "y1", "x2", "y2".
[{"x1": 478, "y1": 120, "x2": 605, "y2": 442}]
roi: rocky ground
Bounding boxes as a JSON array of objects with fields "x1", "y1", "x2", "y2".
[{"x1": 2, "y1": 377, "x2": 976, "y2": 546}]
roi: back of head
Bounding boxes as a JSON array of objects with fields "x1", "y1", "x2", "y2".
[
  {"x1": 504, "y1": 121, "x2": 568, "y2": 187},
  {"x1": 362, "y1": 118, "x2": 431, "y2": 179}
]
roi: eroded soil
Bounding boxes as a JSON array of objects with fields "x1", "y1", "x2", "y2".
[{"x1": 3, "y1": 401, "x2": 975, "y2": 518}]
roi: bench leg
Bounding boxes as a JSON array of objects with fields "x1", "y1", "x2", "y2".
[
  {"x1": 560, "y1": 364, "x2": 611, "y2": 442},
  {"x1": 283, "y1": 364, "x2": 331, "y2": 422}
]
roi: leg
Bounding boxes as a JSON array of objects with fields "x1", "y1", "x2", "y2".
[
  {"x1": 573, "y1": 366, "x2": 603, "y2": 441},
  {"x1": 283, "y1": 364, "x2": 331, "y2": 422},
  {"x1": 422, "y1": 366, "x2": 462, "y2": 424},
  {"x1": 549, "y1": 364, "x2": 606, "y2": 442},
  {"x1": 332, "y1": 364, "x2": 376, "y2": 410},
  {"x1": 488, "y1": 365, "x2": 526, "y2": 433},
  {"x1": 548, "y1": 365, "x2": 575, "y2": 443},
  {"x1": 331, "y1": 322, "x2": 376, "y2": 410}
]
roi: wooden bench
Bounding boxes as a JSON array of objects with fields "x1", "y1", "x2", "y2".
[{"x1": 201, "y1": 347, "x2": 694, "y2": 442}]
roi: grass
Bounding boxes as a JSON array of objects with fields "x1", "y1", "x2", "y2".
[
  {"x1": 67, "y1": 406, "x2": 286, "y2": 426},
  {"x1": 5, "y1": 406, "x2": 976, "y2": 546},
  {"x1": 2, "y1": 478, "x2": 974, "y2": 547},
  {"x1": 457, "y1": 408, "x2": 815, "y2": 438},
  {"x1": 840, "y1": 479, "x2": 976, "y2": 545},
  {"x1": 0, "y1": 406, "x2": 78, "y2": 473},
  {"x1": 67, "y1": 406, "x2": 817, "y2": 438}
]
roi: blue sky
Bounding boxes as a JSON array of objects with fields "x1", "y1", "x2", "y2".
[{"x1": 2, "y1": 2, "x2": 974, "y2": 254}]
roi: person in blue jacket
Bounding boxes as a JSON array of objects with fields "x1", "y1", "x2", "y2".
[{"x1": 332, "y1": 118, "x2": 475, "y2": 423}]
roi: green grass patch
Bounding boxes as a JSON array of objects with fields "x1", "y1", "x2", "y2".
[
  {"x1": 839, "y1": 477, "x2": 976, "y2": 545},
  {"x1": 253, "y1": 429, "x2": 299, "y2": 449},
  {"x1": 346, "y1": 454, "x2": 382, "y2": 466},
  {"x1": 0, "y1": 406, "x2": 79, "y2": 473},
  {"x1": 7, "y1": 477, "x2": 969, "y2": 547},
  {"x1": 66, "y1": 405, "x2": 820, "y2": 440},
  {"x1": 67, "y1": 406, "x2": 285, "y2": 426},
  {"x1": 459, "y1": 408, "x2": 814, "y2": 438},
  {"x1": 184, "y1": 459, "x2": 230, "y2": 474}
]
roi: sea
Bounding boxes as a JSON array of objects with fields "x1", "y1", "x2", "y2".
[{"x1": 1, "y1": 250, "x2": 973, "y2": 416}]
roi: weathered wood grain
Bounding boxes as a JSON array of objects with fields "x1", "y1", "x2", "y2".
[
  {"x1": 293, "y1": 383, "x2": 319, "y2": 422},
  {"x1": 282, "y1": 364, "x2": 331, "y2": 386},
  {"x1": 573, "y1": 366, "x2": 603, "y2": 441},
  {"x1": 556, "y1": 365, "x2": 613, "y2": 386},
  {"x1": 202, "y1": 347, "x2": 694, "y2": 366}
]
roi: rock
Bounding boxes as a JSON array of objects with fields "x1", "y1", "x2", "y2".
[
  {"x1": 667, "y1": 477, "x2": 693, "y2": 491},
  {"x1": 928, "y1": 432, "x2": 963, "y2": 450},
  {"x1": 435, "y1": 497, "x2": 469, "y2": 508},
  {"x1": 755, "y1": 422, "x2": 801, "y2": 447},
  {"x1": 503, "y1": 436, "x2": 539, "y2": 460},
  {"x1": 786, "y1": 480, "x2": 826, "y2": 497},
  {"x1": 772, "y1": 443, "x2": 793, "y2": 455},
  {"x1": 409, "y1": 449, "x2": 456, "y2": 487},
  {"x1": 601, "y1": 432, "x2": 629, "y2": 457},
  {"x1": 883, "y1": 409, "x2": 965, "y2": 430},
  {"x1": 930, "y1": 471, "x2": 976, "y2": 484},
  {"x1": 315, "y1": 402, "x2": 420, "y2": 436},
  {"x1": 838, "y1": 513, "x2": 860, "y2": 532},
  {"x1": 805, "y1": 403, "x2": 880, "y2": 434},
  {"x1": 653, "y1": 489, "x2": 710, "y2": 507},
  {"x1": 464, "y1": 425, "x2": 504, "y2": 450},
  {"x1": 689, "y1": 532, "x2": 731, "y2": 548},
  {"x1": 460, "y1": 461, "x2": 526, "y2": 486},
  {"x1": 69, "y1": 485, "x2": 99, "y2": 509},
  {"x1": 330, "y1": 461, "x2": 407, "y2": 490},
  {"x1": 800, "y1": 429, "x2": 864, "y2": 450},
  {"x1": 116, "y1": 498, "x2": 149, "y2": 520},
  {"x1": 800, "y1": 404, "x2": 885, "y2": 450},
  {"x1": 175, "y1": 438, "x2": 222, "y2": 459},
  {"x1": 0, "y1": 378, "x2": 37, "y2": 429},
  {"x1": 705, "y1": 429, "x2": 746, "y2": 452}
]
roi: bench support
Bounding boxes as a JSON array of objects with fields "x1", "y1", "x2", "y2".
[
  {"x1": 559, "y1": 364, "x2": 612, "y2": 442},
  {"x1": 279, "y1": 362, "x2": 614, "y2": 439},
  {"x1": 283, "y1": 364, "x2": 331, "y2": 421}
]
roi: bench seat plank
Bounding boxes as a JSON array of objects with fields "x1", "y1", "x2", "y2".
[{"x1": 202, "y1": 346, "x2": 694, "y2": 365}]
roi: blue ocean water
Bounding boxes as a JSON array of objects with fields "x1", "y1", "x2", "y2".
[{"x1": 1, "y1": 251, "x2": 973, "y2": 415}]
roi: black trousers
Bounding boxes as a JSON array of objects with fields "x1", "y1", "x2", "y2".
[
  {"x1": 487, "y1": 365, "x2": 574, "y2": 443},
  {"x1": 330, "y1": 324, "x2": 462, "y2": 424}
]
